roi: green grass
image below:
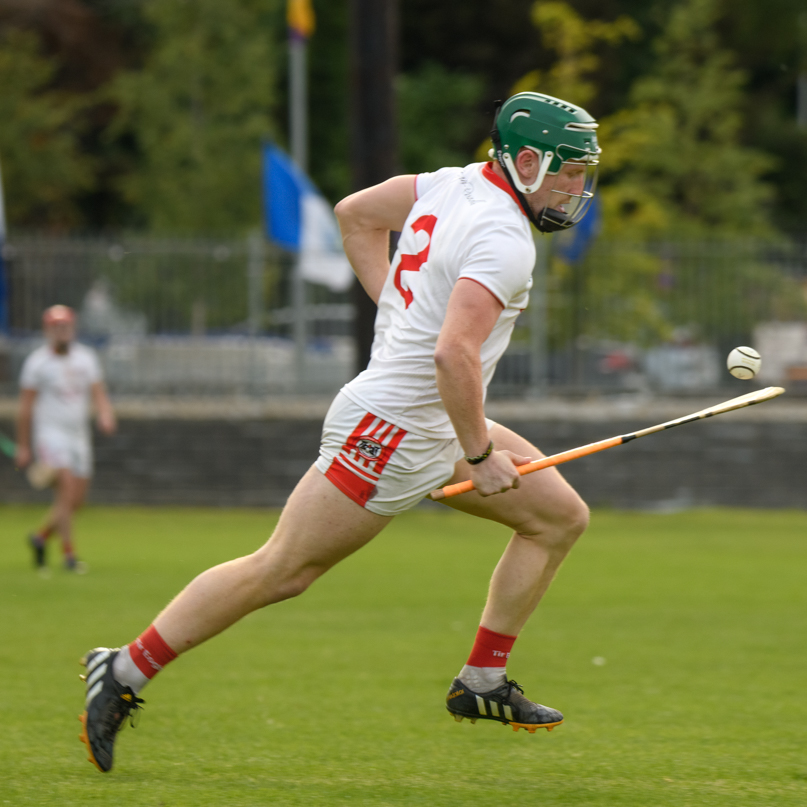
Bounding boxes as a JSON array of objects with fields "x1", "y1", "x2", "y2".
[{"x1": 1, "y1": 504, "x2": 806, "y2": 806}]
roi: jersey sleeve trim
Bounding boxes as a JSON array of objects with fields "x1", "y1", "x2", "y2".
[{"x1": 456, "y1": 276, "x2": 506, "y2": 309}]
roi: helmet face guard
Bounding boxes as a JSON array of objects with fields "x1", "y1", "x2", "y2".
[
  {"x1": 532, "y1": 154, "x2": 599, "y2": 233},
  {"x1": 490, "y1": 93, "x2": 601, "y2": 233}
]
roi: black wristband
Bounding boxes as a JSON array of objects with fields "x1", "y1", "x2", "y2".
[{"x1": 465, "y1": 440, "x2": 493, "y2": 465}]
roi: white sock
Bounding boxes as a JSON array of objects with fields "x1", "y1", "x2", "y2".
[
  {"x1": 458, "y1": 664, "x2": 507, "y2": 693},
  {"x1": 112, "y1": 645, "x2": 150, "y2": 694}
]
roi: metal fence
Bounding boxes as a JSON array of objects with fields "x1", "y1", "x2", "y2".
[
  {"x1": 504, "y1": 235, "x2": 807, "y2": 396},
  {"x1": 1, "y1": 233, "x2": 806, "y2": 397},
  {"x1": 0, "y1": 234, "x2": 354, "y2": 395}
]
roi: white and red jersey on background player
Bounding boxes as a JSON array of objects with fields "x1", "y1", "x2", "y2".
[
  {"x1": 19, "y1": 343, "x2": 103, "y2": 477},
  {"x1": 341, "y1": 162, "x2": 536, "y2": 438},
  {"x1": 20, "y1": 343, "x2": 102, "y2": 437}
]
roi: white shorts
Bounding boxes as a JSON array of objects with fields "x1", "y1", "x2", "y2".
[
  {"x1": 315, "y1": 392, "x2": 468, "y2": 516},
  {"x1": 34, "y1": 428, "x2": 93, "y2": 479}
]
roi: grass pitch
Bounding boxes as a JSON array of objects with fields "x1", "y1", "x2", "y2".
[{"x1": 1, "y1": 504, "x2": 806, "y2": 806}]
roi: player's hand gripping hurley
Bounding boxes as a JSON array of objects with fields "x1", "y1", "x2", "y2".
[{"x1": 429, "y1": 386, "x2": 785, "y2": 501}]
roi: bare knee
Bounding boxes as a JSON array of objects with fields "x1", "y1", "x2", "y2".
[
  {"x1": 247, "y1": 552, "x2": 326, "y2": 608},
  {"x1": 565, "y1": 497, "x2": 590, "y2": 543},
  {"x1": 520, "y1": 493, "x2": 589, "y2": 553},
  {"x1": 266, "y1": 569, "x2": 318, "y2": 603}
]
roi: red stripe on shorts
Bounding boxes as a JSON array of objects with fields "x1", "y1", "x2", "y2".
[
  {"x1": 372, "y1": 425, "x2": 407, "y2": 474},
  {"x1": 325, "y1": 411, "x2": 407, "y2": 508},
  {"x1": 326, "y1": 457, "x2": 377, "y2": 506}
]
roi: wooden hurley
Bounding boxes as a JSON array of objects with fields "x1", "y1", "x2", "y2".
[{"x1": 428, "y1": 386, "x2": 785, "y2": 501}]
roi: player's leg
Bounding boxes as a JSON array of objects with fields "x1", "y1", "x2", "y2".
[
  {"x1": 51, "y1": 470, "x2": 89, "y2": 570},
  {"x1": 79, "y1": 466, "x2": 390, "y2": 772},
  {"x1": 27, "y1": 435, "x2": 67, "y2": 569},
  {"x1": 151, "y1": 466, "x2": 391, "y2": 652},
  {"x1": 444, "y1": 422, "x2": 588, "y2": 634},
  {"x1": 441, "y1": 422, "x2": 589, "y2": 732},
  {"x1": 27, "y1": 469, "x2": 75, "y2": 570},
  {"x1": 28, "y1": 506, "x2": 53, "y2": 569}
]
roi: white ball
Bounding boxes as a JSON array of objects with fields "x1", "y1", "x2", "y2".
[{"x1": 727, "y1": 346, "x2": 761, "y2": 380}]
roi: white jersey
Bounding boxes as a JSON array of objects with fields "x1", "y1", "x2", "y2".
[
  {"x1": 19, "y1": 342, "x2": 103, "y2": 437},
  {"x1": 342, "y1": 161, "x2": 536, "y2": 438}
]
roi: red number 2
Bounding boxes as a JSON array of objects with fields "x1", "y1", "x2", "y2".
[{"x1": 394, "y1": 214, "x2": 437, "y2": 308}]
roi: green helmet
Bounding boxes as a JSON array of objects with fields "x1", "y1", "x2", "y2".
[{"x1": 490, "y1": 92, "x2": 601, "y2": 232}]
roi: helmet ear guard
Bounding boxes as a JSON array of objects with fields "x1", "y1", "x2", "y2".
[
  {"x1": 501, "y1": 148, "x2": 554, "y2": 194},
  {"x1": 489, "y1": 93, "x2": 600, "y2": 233}
]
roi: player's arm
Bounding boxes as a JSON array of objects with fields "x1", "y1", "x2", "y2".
[
  {"x1": 334, "y1": 175, "x2": 416, "y2": 304},
  {"x1": 434, "y1": 279, "x2": 531, "y2": 497},
  {"x1": 15, "y1": 388, "x2": 37, "y2": 468},
  {"x1": 91, "y1": 382, "x2": 117, "y2": 435}
]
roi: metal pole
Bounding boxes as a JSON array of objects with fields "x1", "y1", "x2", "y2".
[
  {"x1": 292, "y1": 256, "x2": 307, "y2": 390},
  {"x1": 528, "y1": 233, "x2": 550, "y2": 397},
  {"x1": 247, "y1": 232, "x2": 265, "y2": 394},
  {"x1": 571, "y1": 249, "x2": 587, "y2": 389},
  {"x1": 247, "y1": 232, "x2": 264, "y2": 336},
  {"x1": 289, "y1": 38, "x2": 309, "y2": 173},
  {"x1": 289, "y1": 32, "x2": 309, "y2": 389}
]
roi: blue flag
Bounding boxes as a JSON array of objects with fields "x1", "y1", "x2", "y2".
[{"x1": 262, "y1": 144, "x2": 353, "y2": 292}]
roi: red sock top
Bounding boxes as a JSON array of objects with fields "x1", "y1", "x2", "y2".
[
  {"x1": 466, "y1": 625, "x2": 517, "y2": 668},
  {"x1": 128, "y1": 624, "x2": 178, "y2": 679}
]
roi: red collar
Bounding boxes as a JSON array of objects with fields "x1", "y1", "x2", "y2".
[{"x1": 482, "y1": 162, "x2": 527, "y2": 218}]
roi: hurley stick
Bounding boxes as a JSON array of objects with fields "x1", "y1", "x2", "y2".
[{"x1": 428, "y1": 386, "x2": 785, "y2": 501}]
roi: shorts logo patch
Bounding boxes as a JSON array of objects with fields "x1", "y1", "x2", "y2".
[
  {"x1": 356, "y1": 437, "x2": 383, "y2": 460},
  {"x1": 325, "y1": 411, "x2": 408, "y2": 509}
]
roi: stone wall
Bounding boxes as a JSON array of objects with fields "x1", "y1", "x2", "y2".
[{"x1": 2, "y1": 394, "x2": 805, "y2": 509}]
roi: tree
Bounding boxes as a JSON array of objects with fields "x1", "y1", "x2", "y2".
[
  {"x1": 0, "y1": 29, "x2": 92, "y2": 228},
  {"x1": 598, "y1": 0, "x2": 775, "y2": 237},
  {"x1": 397, "y1": 62, "x2": 485, "y2": 174},
  {"x1": 306, "y1": 0, "x2": 350, "y2": 203},
  {"x1": 511, "y1": 1, "x2": 639, "y2": 108},
  {"x1": 105, "y1": 0, "x2": 283, "y2": 234}
]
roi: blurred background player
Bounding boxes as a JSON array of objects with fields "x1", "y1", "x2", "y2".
[{"x1": 15, "y1": 305, "x2": 117, "y2": 573}]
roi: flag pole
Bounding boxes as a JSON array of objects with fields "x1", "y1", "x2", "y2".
[
  {"x1": 288, "y1": 0, "x2": 314, "y2": 390},
  {"x1": 289, "y1": 36, "x2": 308, "y2": 174}
]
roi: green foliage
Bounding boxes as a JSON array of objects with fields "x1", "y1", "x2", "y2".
[
  {"x1": 481, "y1": 1, "x2": 639, "y2": 161},
  {"x1": 547, "y1": 237, "x2": 807, "y2": 350},
  {"x1": 511, "y1": 0, "x2": 796, "y2": 355},
  {"x1": 105, "y1": 0, "x2": 283, "y2": 234},
  {"x1": 512, "y1": 1, "x2": 640, "y2": 108},
  {"x1": 654, "y1": 240, "x2": 807, "y2": 342},
  {"x1": 97, "y1": 244, "x2": 252, "y2": 333},
  {"x1": 307, "y1": 0, "x2": 350, "y2": 202},
  {"x1": 550, "y1": 246, "x2": 672, "y2": 348},
  {"x1": 0, "y1": 30, "x2": 93, "y2": 228},
  {"x1": 598, "y1": 0, "x2": 776, "y2": 238},
  {"x1": 398, "y1": 62, "x2": 486, "y2": 174}
]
